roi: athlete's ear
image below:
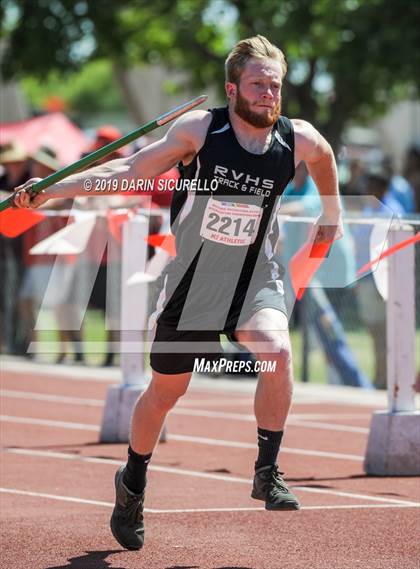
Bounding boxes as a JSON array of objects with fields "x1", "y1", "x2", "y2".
[{"x1": 225, "y1": 82, "x2": 237, "y2": 100}]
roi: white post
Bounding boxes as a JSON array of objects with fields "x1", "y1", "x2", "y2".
[
  {"x1": 364, "y1": 225, "x2": 420, "y2": 475},
  {"x1": 387, "y1": 227, "x2": 416, "y2": 412},
  {"x1": 120, "y1": 216, "x2": 149, "y2": 386},
  {"x1": 100, "y1": 215, "x2": 168, "y2": 442}
]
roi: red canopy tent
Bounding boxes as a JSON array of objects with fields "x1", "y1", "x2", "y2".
[{"x1": 0, "y1": 112, "x2": 89, "y2": 166}]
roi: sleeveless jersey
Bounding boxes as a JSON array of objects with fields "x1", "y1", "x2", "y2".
[{"x1": 170, "y1": 106, "x2": 295, "y2": 276}]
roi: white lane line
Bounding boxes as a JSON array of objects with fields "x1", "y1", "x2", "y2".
[
  {"x1": 0, "y1": 391, "x2": 370, "y2": 430},
  {"x1": 0, "y1": 390, "x2": 104, "y2": 407},
  {"x1": 1, "y1": 363, "x2": 389, "y2": 406},
  {"x1": 0, "y1": 415, "x2": 100, "y2": 431},
  {"x1": 0, "y1": 488, "x2": 112, "y2": 507},
  {"x1": 288, "y1": 414, "x2": 369, "y2": 420},
  {"x1": 0, "y1": 361, "x2": 117, "y2": 383},
  {"x1": 171, "y1": 408, "x2": 369, "y2": 433},
  {"x1": 5, "y1": 448, "x2": 419, "y2": 507},
  {"x1": 167, "y1": 434, "x2": 364, "y2": 461},
  {"x1": 177, "y1": 398, "x2": 255, "y2": 406},
  {"x1": 0, "y1": 415, "x2": 362, "y2": 461},
  {"x1": 172, "y1": 407, "x2": 252, "y2": 421},
  {"x1": 288, "y1": 420, "x2": 369, "y2": 434},
  {"x1": 156, "y1": 504, "x2": 419, "y2": 512},
  {"x1": 1, "y1": 489, "x2": 418, "y2": 512},
  {"x1": 0, "y1": 389, "x2": 252, "y2": 408},
  {"x1": 7, "y1": 448, "x2": 122, "y2": 465},
  {"x1": 291, "y1": 485, "x2": 420, "y2": 506}
]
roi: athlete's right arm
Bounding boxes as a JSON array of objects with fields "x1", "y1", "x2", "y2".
[{"x1": 12, "y1": 110, "x2": 212, "y2": 209}]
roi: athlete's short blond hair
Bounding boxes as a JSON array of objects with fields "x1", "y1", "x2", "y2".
[{"x1": 225, "y1": 35, "x2": 287, "y2": 84}]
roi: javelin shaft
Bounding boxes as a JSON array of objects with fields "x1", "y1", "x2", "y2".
[{"x1": 0, "y1": 95, "x2": 207, "y2": 213}]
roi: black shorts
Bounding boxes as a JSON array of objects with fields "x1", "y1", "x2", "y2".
[{"x1": 149, "y1": 259, "x2": 287, "y2": 374}]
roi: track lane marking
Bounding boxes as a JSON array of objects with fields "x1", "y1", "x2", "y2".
[
  {"x1": 0, "y1": 488, "x2": 112, "y2": 507},
  {"x1": 170, "y1": 409, "x2": 370, "y2": 433},
  {"x1": 1, "y1": 488, "x2": 418, "y2": 512},
  {"x1": 0, "y1": 415, "x2": 100, "y2": 431},
  {"x1": 1, "y1": 365, "x2": 389, "y2": 407},
  {"x1": 1, "y1": 409, "x2": 369, "y2": 434},
  {"x1": 1, "y1": 389, "x2": 372, "y2": 418},
  {"x1": 168, "y1": 434, "x2": 364, "y2": 461},
  {"x1": 1, "y1": 390, "x2": 104, "y2": 407},
  {"x1": 0, "y1": 416, "x2": 363, "y2": 461},
  {"x1": 5, "y1": 448, "x2": 419, "y2": 507},
  {"x1": 287, "y1": 420, "x2": 368, "y2": 433}
]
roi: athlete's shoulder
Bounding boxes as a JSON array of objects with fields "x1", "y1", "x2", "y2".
[
  {"x1": 173, "y1": 109, "x2": 213, "y2": 133},
  {"x1": 291, "y1": 118, "x2": 332, "y2": 163},
  {"x1": 167, "y1": 109, "x2": 213, "y2": 156},
  {"x1": 291, "y1": 118, "x2": 317, "y2": 137}
]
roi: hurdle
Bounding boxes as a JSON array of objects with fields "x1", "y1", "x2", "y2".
[
  {"x1": 99, "y1": 210, "x2": 171, "y2": 443},
  {"x1": 364, "y1": 224, "x2": 420, "y2": 475}
]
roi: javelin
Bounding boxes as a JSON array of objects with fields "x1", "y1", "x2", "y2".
[{"x1": 0, "y1": 94, "x2": 207, "y2": 212}]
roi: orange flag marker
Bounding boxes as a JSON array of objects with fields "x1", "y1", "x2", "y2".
[
  {"x1": 289, "y1": 239, "x2": 332, "y2": 300},
  {"x1": 146, "y1": 233, "x2": 176, "y2": 257},
  {"x1": 0, "y1": 209, "x2": 46, "y2": 238}
]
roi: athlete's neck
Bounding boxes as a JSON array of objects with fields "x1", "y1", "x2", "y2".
[{"x1": 228, "y1": 107, "x2": 273, "y2": 155}]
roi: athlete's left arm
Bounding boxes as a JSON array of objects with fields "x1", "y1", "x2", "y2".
[{"x1": 292, "y1": 119, "x2": 344, "y2": 242}]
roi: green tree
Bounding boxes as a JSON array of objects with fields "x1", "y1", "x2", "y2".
[
  {"x1": 2, "y1": 0, "x2": 419, "y2": 148},
  {"x1": 21, "y1": 60, "x2": 124, "y2": 121}
]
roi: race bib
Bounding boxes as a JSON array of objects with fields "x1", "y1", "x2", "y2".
[{"x1": 200, "y1": 197, "x2": 263, "y2": 246}]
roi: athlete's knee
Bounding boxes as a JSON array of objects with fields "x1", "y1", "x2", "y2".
[
  {"x1": 146, "y1": 379, "x2": 189, "y2": 413},
  {"x1": 247, "y1": 331, "x2": 292, "y2": 370},
  {"x1": 272, "y1": 343, "x2": 292, "y2": 371}
]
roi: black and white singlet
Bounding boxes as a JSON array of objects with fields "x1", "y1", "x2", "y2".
[{"x1": 170, "y1": 106, "x2": 295, "y2": 277}]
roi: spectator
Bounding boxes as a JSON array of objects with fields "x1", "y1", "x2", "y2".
[
  {"x1": 77, "y1": 125, "x2": 137, "y2": 366},
  {"x1": 0, "y1": 141, "x2": 31, "y2": 354},
  {"x1": 341, "y1": 158, "x2": 366, "y2": 197},
  {"x1": 403, "y1": 146, "x2": 420, "y2": 212},
  {"x1": 77, "y1": 127, "x2": 175, "y2": 365},
  {"x1": 0, "y1": 141, "x2": 31, "y2": 191},
  {"x1": 382, "y1": 156, "x2": 416, "y2": 214},
  {"x1": 19, "y1": 145, "x2": 83, "y2": 362},
  {"x1": 280, "y1": 163, "x2": 372, "y2": 388},
  {"x1": 352, "y1": 166, "x2": 404, "y2": 388},
  {"x1": 84, "y1": 125, "x2": 126, "y2": 163}
]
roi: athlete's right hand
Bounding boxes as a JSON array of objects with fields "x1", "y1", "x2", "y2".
[{"x1": 12, "y1": 178, "x2": 50, "y2": 209}]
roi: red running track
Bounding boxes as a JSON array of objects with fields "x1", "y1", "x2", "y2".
[{"x1": 1, "y1": 362, "x2": 419, "y2": 569}]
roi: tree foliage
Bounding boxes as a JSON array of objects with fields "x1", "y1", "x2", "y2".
[
  {"x1": 2, "y1": 0, "x2": 420, "y2": 146},
  {"x1": 21, "y1": 60, "x2": 124, "y2": 119}
]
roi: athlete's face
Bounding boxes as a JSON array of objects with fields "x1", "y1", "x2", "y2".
[{"x1": 227, "y1": 58, "x2": 283, "y2": 128}]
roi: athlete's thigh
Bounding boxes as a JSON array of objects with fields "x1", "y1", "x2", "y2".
[
  {"x1": 239, "y1": 307, "x2": 289, "y2": 334},
  {"x1": 150, "y1": 321, "x2": 221, "y2": 374}
]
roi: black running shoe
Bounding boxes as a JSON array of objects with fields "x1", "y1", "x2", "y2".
[
  {"x1": 110, "y1": 465, "x2": 145, "y2": 550},
  {"x1": 251, "y1": 464, "x2": 300, "y2": 510}
]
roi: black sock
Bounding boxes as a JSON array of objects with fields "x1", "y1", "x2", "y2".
[
  {"x1": 255, "y1": 428, "x2": 283, "y2": 470},
  {"x1": 122, "y1": 446, "x2": 152, "y2": 494}
]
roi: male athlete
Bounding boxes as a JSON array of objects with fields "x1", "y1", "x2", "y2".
[{"x1": 13, "y1": 36, "x2": 343, "y2": 550}]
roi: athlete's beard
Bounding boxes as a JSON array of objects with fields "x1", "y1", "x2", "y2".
[{"x1": 234, "y1": 89, "x2": 281, "y2": 128}]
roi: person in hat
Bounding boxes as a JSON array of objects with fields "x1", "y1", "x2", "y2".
[
  {"x1": 352, "y1": 165, "x2": 404, "y2": 388},
  {"x1": 29, "y1": 145, "x2": 61, "y2": 179},
  {"x1": 0, "y1": 141, "x2": 31, "y2": 354},
  {"x1": 0, "y1": 141, "x2": 30, "y2": 193},
  {"x1": 83, "y1": 125, "x2": 126, "y2": 165},
  {"x1": 20, "y1": 145, "x2": 84, "y2": 363}
]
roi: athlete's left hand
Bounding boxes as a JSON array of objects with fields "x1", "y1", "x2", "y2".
[{"x1": 311, "y1": 211, "x2": 344, "y2": 244}]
